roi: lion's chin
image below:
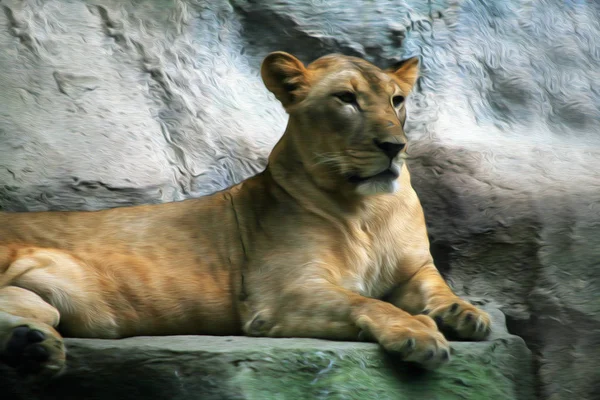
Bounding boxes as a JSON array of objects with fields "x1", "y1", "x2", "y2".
[
  {"x1": 353, "y1": 162, "x2": 402, "y2": 196},
  {"x1": 355, "y1": 178, "x2": 400, "y2": 196}
]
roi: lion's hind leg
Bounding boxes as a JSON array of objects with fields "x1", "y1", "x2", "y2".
[
  {"x1": 0, "y1": 286, "x2": 66, "y2": 378},
  {"x1": 0, "y1": 245, "x2": 101, "y2": 379}
]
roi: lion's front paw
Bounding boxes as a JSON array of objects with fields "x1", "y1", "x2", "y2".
[
  {"x1": 377, "y1": 315, "x2": 451, "y2": 370},
  {"x1": 1, "y1": 323, "x2": 66, "y2": 378},
  {"x1": 425, "y1": 298, "x2": 491, "y2": 341}
]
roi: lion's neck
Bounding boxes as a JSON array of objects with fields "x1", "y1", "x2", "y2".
[{"x1": 265, "y1": 128, "x2": 373, "y2": 222}]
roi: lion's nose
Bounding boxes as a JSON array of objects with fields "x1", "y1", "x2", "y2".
[{"x1": 374, "y1": 139, "x2": 406, "y2": 159}]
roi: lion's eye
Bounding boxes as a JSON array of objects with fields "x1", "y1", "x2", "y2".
[
  {"x1": 392, "y1": 95, "x2": 405, "y2": 108},
  {"x1": 335, "y1": 91, "x2": 357, "y2": 104}
]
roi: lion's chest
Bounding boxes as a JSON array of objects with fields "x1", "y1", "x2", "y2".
[
  {"x1": 335, "y1": 190, "x2": 430, "y2": 299},
  {"x1": 339, "y1": 218, "x2": 408, "y2": 299}
]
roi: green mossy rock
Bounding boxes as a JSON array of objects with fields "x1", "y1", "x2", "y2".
[{"x1": 1, "y1": 306, "x2": 534, "y2": 400}]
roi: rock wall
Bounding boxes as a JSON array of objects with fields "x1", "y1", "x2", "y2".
[{"x1": 1, "y1": 1, "x2": 598, "y2": 399}]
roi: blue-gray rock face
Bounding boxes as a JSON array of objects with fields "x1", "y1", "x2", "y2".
[{"x1": 1, "y1": 1, "x2": 598, "y2": 399}]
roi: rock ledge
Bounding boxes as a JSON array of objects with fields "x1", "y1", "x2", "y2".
[{"x1": 1, "y1": 306, "x2": 534, "y2": 400}]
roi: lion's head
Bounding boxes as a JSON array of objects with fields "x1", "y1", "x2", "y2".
[{"x1": 261, "y1": 51, "x2": 419, "y2": 196}]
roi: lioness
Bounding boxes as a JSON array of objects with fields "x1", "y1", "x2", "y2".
[{"x1": 0, "y1": 51, "x2": 490, "y2": 378}]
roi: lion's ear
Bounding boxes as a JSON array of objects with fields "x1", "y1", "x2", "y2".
[
  {"x1": 388, "y1": 56, "x2": 420, "y2": 93},
  {"x1": 261, "y1": 52, "x2": 308, "y2": 108}
]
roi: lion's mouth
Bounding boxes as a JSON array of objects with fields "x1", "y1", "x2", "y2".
[{"x1": 348, "y1": 163, "x2": 401, "y2": 183}]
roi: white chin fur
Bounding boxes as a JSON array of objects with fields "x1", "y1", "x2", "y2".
[{"x1": 355, "y1": 177, "x2": 400, "y2": 196}]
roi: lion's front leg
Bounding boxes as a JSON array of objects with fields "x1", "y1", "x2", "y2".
[
  {"x1": 389, "y1": 264, "x2": 491, "y2": 341},
  {"x1": 242, "y1": 282, "x2": 450, "y2": 370}
]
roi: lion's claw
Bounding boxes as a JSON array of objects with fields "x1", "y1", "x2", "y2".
[{"x1": 426, "y1": 299, "x2": 491, "y2": 341}]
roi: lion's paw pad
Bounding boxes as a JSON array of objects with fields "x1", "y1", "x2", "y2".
[{"x1": 1, "y1": 325, "x2": 66, "y2": 378}]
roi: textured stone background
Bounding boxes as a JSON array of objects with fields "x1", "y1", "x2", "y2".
[{"x1": 0, "y1": 0, "x2": 598, "y2": 399}]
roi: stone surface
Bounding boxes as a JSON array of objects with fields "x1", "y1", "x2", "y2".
[
  {"x1": 1, "y1": 307, "x2": 534, "y2": 400},
  {"x1": 0, "y1": 0, "x2": 599, "y2": 399}
]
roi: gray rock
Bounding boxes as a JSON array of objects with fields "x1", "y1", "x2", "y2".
[
  {"x1": 0, "y1": 307, "x2": 535, "y2": 400},
  {"x1": 1, "y1": 0, "x2": 599, "y2": 398}
]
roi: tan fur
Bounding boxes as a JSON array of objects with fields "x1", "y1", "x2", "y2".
[{"x1": 0, "y1": 52, "x2": 490, "y2": 376}]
